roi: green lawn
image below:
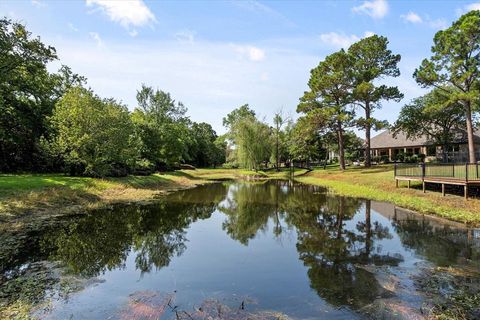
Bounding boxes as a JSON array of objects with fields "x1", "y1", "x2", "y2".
[
  {"x1": 296, "y1": 164, "x2": 480, "y2": 226},
  {"x1": 2, "y1": 165, "x2": 478, "y2": 226},
  {"x1": 0, "y1": 172, "x2": 209, "y2": 221}
]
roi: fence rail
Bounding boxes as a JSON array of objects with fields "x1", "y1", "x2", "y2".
[{"x1": 394, "y1": 163, "x2": 480, "y2": 181}]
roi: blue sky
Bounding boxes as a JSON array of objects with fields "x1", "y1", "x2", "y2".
[{"x1": 2, "y1": 0, "x2": 480, "y2": 135}]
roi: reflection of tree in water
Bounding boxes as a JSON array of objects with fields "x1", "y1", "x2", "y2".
[
  {"x1": 390, "y1": 213, "x2": 480, "y2": 267},
  {"x1": 218, "y1": 182, "x2": 282, "y2": 245},
  {"x1": 217, "y1": 181, "x2": 401, "y2": 308},
  {"x1": 288, "y1": 198, "x2": 400, "y2": 309},
  {"x1": 218, "y1": 181, "x2": 327, "y2": 245},
  {"x1": 41, "y1": 200, "x2": 218, "y2": 277},
  {"x1": 165, "y1": 183, "x2": 229, "y2": 208}
]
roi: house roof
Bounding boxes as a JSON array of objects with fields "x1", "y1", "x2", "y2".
[{"x1": 370, "y1": 129, "x2": 480, "y2": 149}]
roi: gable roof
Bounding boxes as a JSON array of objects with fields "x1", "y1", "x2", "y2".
[{"x1": 370, "y1": 129, "x2": 480, "y2": 149}]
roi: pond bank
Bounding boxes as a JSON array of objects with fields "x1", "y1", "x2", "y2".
[
  {"x1": 0, "y1": 172, "x2": 211, "y2": 228},
  {"x1": 295, "y1": 165, "x2": 480, "y2": 227},
  {"x1": 2, "y1": 165, "x2": 479, "y2": 227}
]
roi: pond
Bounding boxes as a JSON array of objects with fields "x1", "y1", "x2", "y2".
[{"x1": 1, "y1": 181, "x2": 479, "y2": 319}]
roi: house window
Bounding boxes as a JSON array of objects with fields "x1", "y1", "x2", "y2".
[
  {"x1": 447, "y1": 145, "x2": 459, "y2": 152},
  {"x1": 427, "y1": 146, "x2": 436, "y2": 156}
]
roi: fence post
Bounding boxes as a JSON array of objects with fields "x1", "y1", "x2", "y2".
[
  {"x1": 477, "y1": 162, "x2": 479, "y2": 179},
  {"x1": 422, "y1": 162, "x2": 425, "y2": 179},
  {"x1": 466, "y1": 162, "x2": 468, "y2": 183},
  {"x1": 394, "y1": 163, "x2": 397, "y2": 177},
  {"x1": 452, "y1": 163, "x2": 455, "y2": 177}
]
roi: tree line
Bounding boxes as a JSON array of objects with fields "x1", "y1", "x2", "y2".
[
  {"x1": 0, "y1": 18, "x2": 226, "y2": 177},
  {"x1": 297, "y1": 10, "x2": 480, "y2": 169},
  {"x1": 1, "y1": 11, "x2": 479, "y2": 176}
]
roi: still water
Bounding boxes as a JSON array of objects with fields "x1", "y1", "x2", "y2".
[{"x1": 1, "y1": 181, "x2": 479, "y2": 319}]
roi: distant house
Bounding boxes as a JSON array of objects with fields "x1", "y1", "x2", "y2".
[{"x1": 370, "y1": 130, "x2": 480, "y2": 162}]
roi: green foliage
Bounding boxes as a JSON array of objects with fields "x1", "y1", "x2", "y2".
[
  {"x1": 222, "y1": 104, "x2": 255, "y2": 130},
  {"x1": 46, "y1": 87, "x2": 137, "y2": 177},
  {"x1": 187, "y1": 122, "x2": 225, "y2": 167},
  {"x1": 0, "y1": 18, "x2": 55, "y2": 172},
  {"x1": 414, "y1": 10, "x2": 480, "y2": 162},
  {"x1": 132, "y1": 84, "x2": 192, "y2": 170},
  {"x1": 298, "y1": 50, "x2": 355, "y2": 170},
  {"x1": 287, "y1": 116, "x2": 323, "y2": 161},
  {"x1": 394, "y1": 88, "x2": 466, "y2": 161},
  {"x1": 233, "y1": 117, "x2": 272, "y2": 170},
  {"x1": 222, "y1": 104, "x2": 259, "y2": 167},
  {"x1": 348, "y1": 35, "x2": 403, "y2": 166}
]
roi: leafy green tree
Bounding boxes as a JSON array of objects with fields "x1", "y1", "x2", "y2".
[
  {"x1": 222, "y1": 104, "x2": 256, "y2": 131},
  {"x1": 212, "y1": 135, "x2": 227, "y2": 168},
  {"x1": 271, "y1": 110, "x2": 290, "y2": 170},
  {"x1": 348, "y1": 35, "x2": 403, "y2": 167},
  {"x1": 0, "y1": 18, "x2": 56, "y2": 171},
  {"x1": 47, "y1": 87, "x2": 137, "y2": 177},
  {"x1": 132, "y1": 85, "x2": 192, "y2": 169},
  {"x1": 189, "y1": 122, "x2": 225, "y2": 167},
  {"x1": 287, "y1": 116, "x2": 323, "y2": 163},
  {"x1": 234, "y1": 117, "x2": 272, "y2": 170},
  {"x1": 222, "y1": 104, "x2": 257, "y2": 167},
  {"x1": 393, "y1": 88, "x2": 466, "y2": 162},
  {"x1": 414, "y1": 10, "x2": 480, "y2": 163},
  {"x1": 298, "y1": 50, "x2": 354, "y2": 170}
]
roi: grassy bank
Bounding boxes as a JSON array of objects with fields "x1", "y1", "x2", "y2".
[
  {"x1": 0, "y1": 172, "x2": 210, "y2": 225},
  {"x1": 296, "y1": 164, "x2": 480, "y2": 226},
  {"x1": 2, "y1": 165, "x2": 476, "y2": 227},
  {"x1": 0, "y1": 168, "x2": 309, "y2": 224}
]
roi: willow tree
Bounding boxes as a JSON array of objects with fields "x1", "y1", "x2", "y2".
[
  {"x1": 298, "y1": 50, "x2": 354, "y2": 170},
  {"x1": 233, "y1": 117, "x2": 271, "y2": 171},
  {"x1": 414, "y1": 10, "x2": 480, "y2": 163},
  {"x1": 348, "y1": 35, "x2": 403, "y2": 167}
]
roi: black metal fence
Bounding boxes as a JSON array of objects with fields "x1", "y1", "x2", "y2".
[{"x1": 394, "y1": 163, "x2": 480, "y2": 181}]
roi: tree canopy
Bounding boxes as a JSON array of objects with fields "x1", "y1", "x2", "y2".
[
  {"x1": 348, "y1": 35, "x2": 403, "y2": 166},
  {"x1": 414, "y1": 10, "x2": 480, "y2": 163}
]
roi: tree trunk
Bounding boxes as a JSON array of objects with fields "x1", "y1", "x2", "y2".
[
  {"x1": 276, "y1": 130, "x2": 280, "y2": 171},
  {"x1": 442, "y1": 143, "x2": 448, "y2": 163},
  {"x1": 323, "y1": 148, "x2": 328, "y2": 170},
  {"x1": 337, "y1": 123, "x2": 346, "y2": 170},
  {"x1": 365, "y1": 200, "x2": 371, "y2": 257},
  {"x1": 465, "y1": 101, "x2": 477, "y2": 163},
  {"x1": 364, "y1": 104, "x2": 371, "y2": 167}
]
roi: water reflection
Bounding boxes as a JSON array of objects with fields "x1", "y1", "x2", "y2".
[{"x1": 0, "y1": 180, "x2": 479, "y2": 319}]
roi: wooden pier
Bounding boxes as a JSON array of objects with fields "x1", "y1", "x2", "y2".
[{"x1": 394, "y1": 163, "x2": 480, "y2": 199}]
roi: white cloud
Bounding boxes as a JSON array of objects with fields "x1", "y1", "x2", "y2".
[
  {"x1": 428, "y1": 18, "x2": 448, "y2": 30},
  {"x1": 466, "y1": 2, "x2": 480, "y2": 11},
  {"x1": 68, "y1": 23, "x2": 79, "y2": 32},
  {"x1": 234, "y1": 45, "x2": 266, "y2": 62},
  {"x1": 232, "y1": 0, "x2": 295, "y2": 27},
  {"x1": 31, "y1": 0, "x2": 46, "y2": 8},
  {"x1": 48, "y1": 38, "x2": 318, "y2": 132},
  {"x1": 400, "y1": 12, "x2": 447, "y2": 30},
  {"x1": 86, "y1": 0, "x2": 156, "y2": 35},
  {"x1": 89, "y1": 32, "x2": 104, "y2": 47},
  {"x1": 401, "y1": 11, "x2": 423, "y2": 23},
  {"x1": 174, "y1": 30, "x2": 196, "y2": 44},
  {"x1": 456, "y1": 3, "x2": 480, "y2": 16},
  {"x1": 352, "y1": 0, "x2": 388, "y2": 19},
  {"x1": 319, "y1": 31, "x2": 374, "y2": 49}
]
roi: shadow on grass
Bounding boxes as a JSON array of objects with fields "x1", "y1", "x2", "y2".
[
  {"x1": 356, "y1": 166, "x2": 394, "y2": 174},
  {"x1": 399, "y1": 181, "x2": 480, "y2": 199}
]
